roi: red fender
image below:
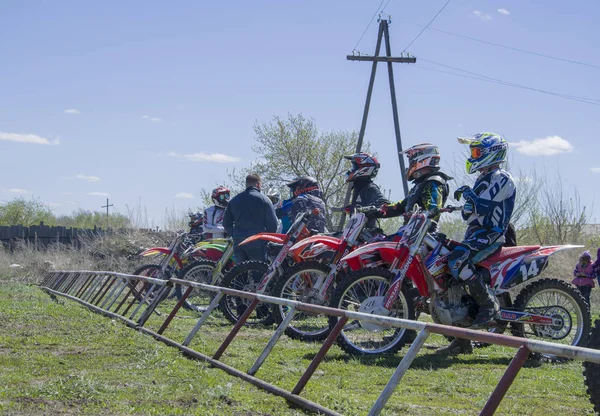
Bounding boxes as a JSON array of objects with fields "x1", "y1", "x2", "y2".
[
  {"x1": 290, "y1": 235, "x2": 341, "y2": 252},
  {"x1": 240, "y1": 233, "x2": 287, "y2": 245},
  {"x1": 139, "y1": 247, "x2": 183, "y2": 269},
  {"x1": 341, "y1": 241, "x2": 401, "y2": 270}
]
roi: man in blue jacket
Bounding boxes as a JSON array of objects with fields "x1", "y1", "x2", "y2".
[{"x1": 223, "y1": 174, "x2": 278, "y2": 262}]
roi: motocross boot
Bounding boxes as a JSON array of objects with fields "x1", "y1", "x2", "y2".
[
  {"x1": 435, "y1": 338, "x2": 473, "y2": 355},
  {"x1": 465, "y1": 276, "x2": 500, "y2": 328}
]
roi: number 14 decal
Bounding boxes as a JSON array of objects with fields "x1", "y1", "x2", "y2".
[{"x1": 520, "y1": 261, "x2": 539, "y2": 280}]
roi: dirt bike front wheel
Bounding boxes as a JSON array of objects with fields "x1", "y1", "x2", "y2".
[
  {"x1": 511, "y1": 278, "x2": 590, "y2": 360},
  {"x1": 270, "y1": 260, "x2": 333, "y2": 342},
  {"x1": 218, "y1": 261, "x2": 274, "y2": 326},
  {"x1": 328, "y1": 267, "x2": 415, "y2": 356}
]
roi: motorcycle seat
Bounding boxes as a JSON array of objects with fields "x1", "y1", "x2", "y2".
[{"x1": 480, "y1": 245, "x2": 540, "y2": 265}]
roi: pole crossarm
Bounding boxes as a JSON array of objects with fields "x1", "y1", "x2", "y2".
[{"x1": 347, "y1": 55, "x2": 417, "y2": 63}]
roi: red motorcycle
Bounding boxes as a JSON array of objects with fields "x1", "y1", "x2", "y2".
[
  {"x1": 218, "y1": 209, "x2": 319, "y2": 325},
  {"x1": 270, "y1": 207, "x2": 385, "y2": 341},
  {"x1": 329, "y1": 206, "x2": 591, "y2": 356}
]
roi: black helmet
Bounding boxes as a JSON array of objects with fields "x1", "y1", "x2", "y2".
[{"x1": 286, "y1": 176, "x2": 320, "y2": 197}]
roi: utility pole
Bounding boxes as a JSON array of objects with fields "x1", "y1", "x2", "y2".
[
  {"x1": 337, "y1": 17, "x2": 416, "y2": 230},
  {"x1": 101, "y1": 198, "x2": 113, "y2": 230}
]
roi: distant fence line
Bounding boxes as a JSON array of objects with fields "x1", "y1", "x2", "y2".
[{"x1": 0, "y1": 222, "x2": 109, "y2": 248}]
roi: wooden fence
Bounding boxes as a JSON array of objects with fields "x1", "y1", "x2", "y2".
[{"x1": 0, "y1": 222, "x2": 107, "y2": 249}]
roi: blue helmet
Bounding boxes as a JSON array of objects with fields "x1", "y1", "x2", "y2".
[{"x1": 458, "y1": 132, "x2": 508, "y2": 174}]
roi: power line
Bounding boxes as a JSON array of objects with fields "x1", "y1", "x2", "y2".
[
  {"x1": 411, "y1": 23, "x2": 600, "y2": 70},
  {"x1": 352, "y1": 0, "x2": 386, "y2": 52},
  {"x1": 414, "y1": 58, "x2": 600, "y2": 106},
  {"x1": 403, "y1": 0, "x2": 452, "y2": 52},
  {"x1": 420, "y1": 58, "x2": 600, "y2": 104},
  {"x1": 380, "y1": 0, "x2": 393, "y2": 14}
]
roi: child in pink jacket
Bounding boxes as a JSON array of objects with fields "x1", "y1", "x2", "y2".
[{"x1": 573, "y1": 250, "x2": 595, "y2": 306}]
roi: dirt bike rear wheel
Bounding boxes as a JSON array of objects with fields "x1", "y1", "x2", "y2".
[
  {"x1": 511, "y1": 278, "x2": 590, "y2": 361},
  {"x1": 175, "y1": 260, "x2": 218, "y2": 312},
  {"x1": 218, "y1": 261, "x2": 274, "y2": 326},
  {"x1": 583, "y1": 319, "x2": 600, "y2": 413},
  {"x1": 328, "y1": 267, "x2": 415, "y2": 356},
  {"x1": 270, "y1": 260, "x2": 333, "y2": 342}
]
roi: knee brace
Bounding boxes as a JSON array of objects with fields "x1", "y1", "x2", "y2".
[{"x1": 448, "y1": 246, "x2": 476, "y2": 281}]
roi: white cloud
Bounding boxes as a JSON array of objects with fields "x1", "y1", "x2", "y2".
[
  {"x1": 472, "y1": 10, "x2": 492, "y2": 21},
  {"x1": 142, "y1": 115, "x2": 162, "y2": 122},
  {"x1": 591, "y1": 168, "x2": 600, "y2": 173},
  {"x1": 167, "y1": 151, "x2": 241, "y2": 163},
  {"x1": 64, "y1": 109, "x2": 80, "y2": 114},
  {"x1": 8, "y1": 188, "x2": 29, "y2": 194},
  {"x1": 510, "y1": 136, "x2": 573, "y2": 156},
  {"x1": 76, "y1": 174, "x2": 101, "y2": 182},
  {"x1": 88, "y1": 192, "x2": 110, "y2": 197},
  {"x1": 175, "y1": 192, "x2": 194, "y2": 199},
  {"x1": 497, "y1": 8, "x2": 511, "y2": 15},
  {"x1": 0, "y1": 131, "x2": 60, "y2": 145}
]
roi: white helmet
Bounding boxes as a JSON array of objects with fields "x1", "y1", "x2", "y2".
[
  {"x1": 266, "y1": 188, "x2": 282, "y2": 209},
  {"x1": 400, "y1": 143, "x2": 440, "y2": 181}
]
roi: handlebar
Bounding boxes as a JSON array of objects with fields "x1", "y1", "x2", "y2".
[{"x1": 400, "y1": 205, "x2": 463, "y2": 220}]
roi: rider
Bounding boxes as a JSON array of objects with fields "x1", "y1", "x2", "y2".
[
  {"x1": 203, "y1": 186, "x2": 230, "y2": 239},
  {"x1": 381, "y1": 143, "x2": 451, "y2": 227},
  {"x1": 279, "y1": 176, "x2": 327, "y2": 233},
  {"x1": 266, "y1": 188, "x2": 283, "y2": 233},
  {"x1": 438, "y1": 132, "x2": 516, "y2": 355},
  {"x1": 344, "y1": 152, "x2": 389, "y2": 231}
]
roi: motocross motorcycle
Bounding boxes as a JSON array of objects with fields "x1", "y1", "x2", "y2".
[
  {"x1": 328, "y1": 205, "x2": 591, "y2": 356},
  {"x1": 133, "y1": 212, "x2": 226, "y2": 309},
  {"x1": 218, "y1": 209, "x2": 320, "y2": 325},
  {"x1": 133, "y1": 211, "x2": 209, "y2": 278},
  {"x1": 270, "y1": 206, "x2": 385, "y2": 341},
  {"x1": 174, "y1": 238, "x2": 236, "y2": 311}
]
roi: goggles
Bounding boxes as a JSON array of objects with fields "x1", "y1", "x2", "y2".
[{"x1": 470, "y1": 147, "x2": 482, "y2": 159}]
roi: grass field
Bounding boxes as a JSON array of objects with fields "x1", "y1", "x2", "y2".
[{"x1": 0, "y1": 282, "x2": 596, "y2": 415}]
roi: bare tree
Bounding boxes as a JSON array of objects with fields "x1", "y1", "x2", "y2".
[
  {"x1": 203, "y1": 114, "x2": 366, "y2": 230},
  {"x1": 524, "y1": 175, "x2": 587, "y2": 245}
]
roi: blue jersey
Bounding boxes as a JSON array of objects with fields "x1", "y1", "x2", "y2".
[{"x1": 463, "y1": 169, "x2": 516, "y2": 243}]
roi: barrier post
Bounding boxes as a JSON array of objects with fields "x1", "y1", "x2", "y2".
[
  {"x1": 292, "y1": 316, "x2": 348, "y2": 395},
  {"x1": 183, "y1": 292, "x2": 224, "y2": 346},
  {"x1": 368, "y1": 329, "x2": 430, "y2": 416},
  {"x1": 248, "y1": 306, "x2": 297, "y2": 376},
  {"x1": 480, "y1": 345, "x2": 531, "y2": 416},
  {"x1": 213, "y1": 298, "x2": 260, "y2": 360}
]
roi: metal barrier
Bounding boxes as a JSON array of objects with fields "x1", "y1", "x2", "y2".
[{"x1": 40, "y1": 271, "x2": 600, "y2": 416}]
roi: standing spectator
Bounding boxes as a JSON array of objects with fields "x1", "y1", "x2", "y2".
[
  {"x1": 223, "y1": 174, "x2": 278, "y2": 262},
  {"x1": 573, "y1": 250, "x2": 595, "y2": 306}
]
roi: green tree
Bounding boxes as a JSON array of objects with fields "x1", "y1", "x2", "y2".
[
  {"x1": 0, "y1": 197, "x2": 56, "y2": 226},
  {"x1": 219, "y1": 113, "x2": 366, "y2": 229}
]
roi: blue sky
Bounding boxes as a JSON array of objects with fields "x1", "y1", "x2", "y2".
[{"x1": 1, "y1": 0, "x2": 599, "y2": 227}]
